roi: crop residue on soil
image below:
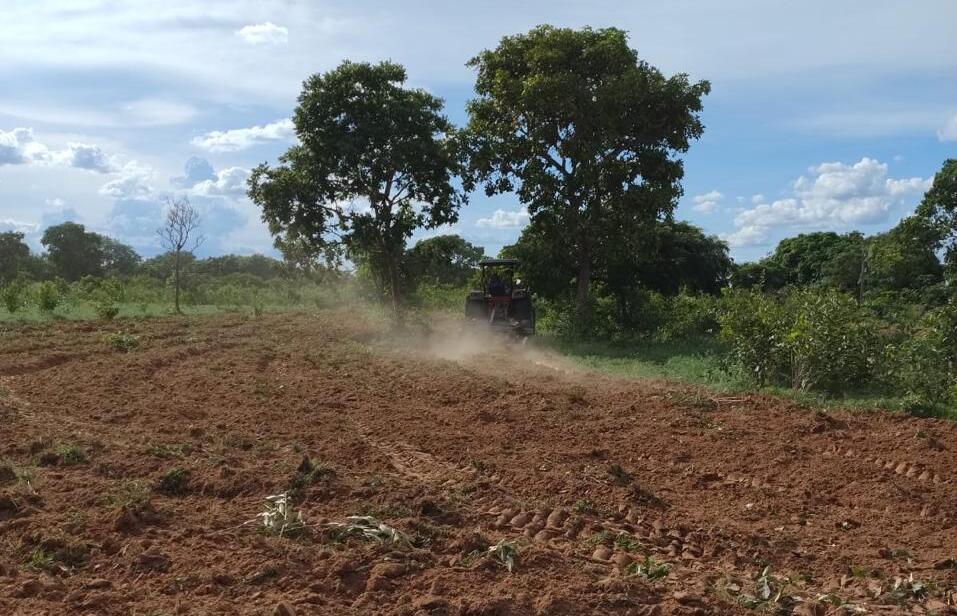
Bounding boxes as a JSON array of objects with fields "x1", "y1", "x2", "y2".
[{"x1": 0, "y1": 311, "x2": 955, "y2": 615}]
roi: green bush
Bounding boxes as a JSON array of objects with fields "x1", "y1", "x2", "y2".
[
  {"x1": 104, "y1": 332, "x2": 140, "y2": 352},
  {"x1": 718, "y1": 289, "x2": 792, "y2": 386},
  {"x1": 36, "y1": 281, "x2": 60, "y2": 313},
  {"x1": 1, "y1": 278, "x2": 27, "y2": 313},
  {"x1": 785, "y1": 289, "x2": 881, "y2": 392},
  {"x1": 657, "y1": 292, "x2": 719, "y2": 341},
  {"x1": 94, "y1": 302, "x2": 120, "y2": 321},
  {"x1": 883, "y1": 307, "x2": 957, "y2": 409},
  {"x1": 719, "y1": 288, "x2": 881, "y2": 392}
]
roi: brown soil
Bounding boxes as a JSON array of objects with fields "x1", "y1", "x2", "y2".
[{"x1": 0, "y1": 311, "x2": 955, "y2": 615}]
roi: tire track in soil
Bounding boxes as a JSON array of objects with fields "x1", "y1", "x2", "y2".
[{"x1": 353, "y1": 419, "x2": 720, "y2": 583}]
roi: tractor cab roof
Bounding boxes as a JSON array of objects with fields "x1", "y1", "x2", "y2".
[{"x1": 479, "y1": 258, "x2": 520, "y2": 268}]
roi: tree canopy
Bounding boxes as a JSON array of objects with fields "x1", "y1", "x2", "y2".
[
  {"x1": 466, "y1": 25, "x2": 710, "y2": 316},
  {"x1": 406, "y1": 235, "x2": 484, "y2": 286},
  {"x1": 40, "y1": 222, "x2": 105, "y2": 281},
  {"x1": 916, "y1": 159, "x2": 957, "y2": 283},
  {"x1": 248, "y1": 60, "x2": 468, "y2": 315},
  {"x1": 0, "y1": 231, "x2": 30, "y2": 283}
]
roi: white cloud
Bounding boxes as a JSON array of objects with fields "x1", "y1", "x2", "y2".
[
  {"x1": 191, "y1": 167, "x2": 250, "y2": 197},
  {"x1": 191, "y1": 118, "x2": 295, "y2": 152},
  {"x1": 476, "y1": 207, "x2": 530, "y2": 229},
  {"x1": 63, "y1": 143, "x2": 115, "y2": 173},
  {"x1": 0, "y1": 128, "x2": 117, "y2": 173},
  {"x1": 98, "y1": 161, "x2": 155, "y2": 201},
  {"x1": 751, "y1": 194, "x2": 765, "y2": 204},
  {"x1": 724, "y1": 157, "x2": 931, "y2": 247},
  {"x1": 692, "y1": 189, "x2": 722, "y2": 213},
  {"x1": 0, "y1": 128, "x2": 51, "y2": 165},
  {"x1": 939, "y1": 113, "x2": 957, "y2": 141},
  {"x1": 0, "y1": 218, "x2": 39, "y2": 234},
  {"x1": 235, "y1": 22, "x2": 289, "y2": 45}
]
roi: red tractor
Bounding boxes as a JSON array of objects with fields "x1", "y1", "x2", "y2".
[{"x1": 464, "y1": 259, "x2": 536, "y2": 337}]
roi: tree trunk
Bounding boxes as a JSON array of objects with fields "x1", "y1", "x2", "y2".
[
  {"x1": 576, "y1": 257, "x2": 591, "y2": 321},
  {"x1": 174, "y1": 249, "x2": 181, "y2": 314},
  {"x1": 386, "y1": 252, "x2": 402, "y2": 321}
]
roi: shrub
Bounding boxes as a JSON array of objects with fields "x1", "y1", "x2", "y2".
[
  {"x1": 657, "y1": 292, "x2": 719, "y2": 341},
  {"x1": 718, "y1": 289, "x2": 791, "y2": 386},
  {"x1": 785, "y1": 289, "x2": 881, "y2": 392},
  {"x1": 718, "y1": 288, "x2": 881, "y2": 392},
  {"x1": 105, "y1": 332, "x2": 140, "y2": 352},
  {"x1": 1, "y1": 278, "x2": 26, "y2": 313},
  {"x1": 883, "y1": 308, "x2": 957, "y2": 409},
  {"x1": 36, "y1": 281, "x2": 60, "y2": 313},
  {"x1": 95, "y1": 301, "x2": 120, "y2": 321}
]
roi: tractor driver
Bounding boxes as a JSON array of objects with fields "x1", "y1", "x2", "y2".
[{"x1": 488, "y1": 273, "x2": 508, "y2": 297}]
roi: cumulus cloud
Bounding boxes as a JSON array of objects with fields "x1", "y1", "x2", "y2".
[
  {"x1": 171, "y1": 157, "x2": 217, "y2": 188},
  {"x1": 692, "y1": 190, "x2": 723, "y2": 213},
  {"x1": 63, "y1": 143, "x2": 115, "y2": 173},
  {"x1": 0, "y1": 218, "x2": 39, "y2": 234},
  {"x1": 724, "y1": 157, "x2": 931, "y2": 247},
  {"x1": 235, "y1": 22, "x2": 289, "y2": 45},
  {"x1": 476, "y1": 207, "x2": 530, "y2": 229},
  {"x1": 99, "y1": 161, "x2": 156, "y2": 201},
  {"x1": 191, "y1": 167, "x2": 251, "y2": 197},
  {"x1": 0, "y1": 128, "x2": 117, "y2": 173},
  {"x1": 0, "y1": 128, "x2": 51, "y2": 165},
  {"x1": 191, "y1": 118, "x2": 295, "y2": 152},
  {"x1": 939, "y1": 113, "x2": 957, "y2": 141}
]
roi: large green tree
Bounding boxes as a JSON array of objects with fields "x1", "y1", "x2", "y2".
[
  {"x1": 915, "y1": 159, "x2": 957, "y2": 283},
  {"x1": 467, "y1": 25, "x2": 710, "y2": 316},
  {"x1": 99, "y1": 236, "x2": 141, "y2": 276},
  {"x1": 0, "y1": 231, "x2": 30, "y2": 283},
  {"x1": 763, "y1": 232, "x2": 864, "y2": 292},
  {"x1": 864, "y1": 217, "x2": 942, "y2": 294},
  {"x1": 248, "y1": 61, "x2": 468, "y2": 315},
  {"x1": 41, "y1": 222, "x2": 105, "y2": 281},
  {"x1": 406, "y1": 235, "x2": 484, "y2": 286}
]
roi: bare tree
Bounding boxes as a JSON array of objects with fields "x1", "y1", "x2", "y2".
[{"x1": 158, "y1": 197, "x2": 204, "y2": 314}]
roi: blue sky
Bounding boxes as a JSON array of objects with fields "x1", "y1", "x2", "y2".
[{"x1": 1, "y1": 1, "x2": 955, "y2": 263}]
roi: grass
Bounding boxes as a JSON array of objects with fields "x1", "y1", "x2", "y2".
[
  {"x1": 536, "y1": 335, "x2": 957, "y2": 421},
  {"x1": 110, "y1": 479, "x2": 152, "y2": 513},
  {"x1": 28, "y1": 548, "x2": 55, "y2": 571}
]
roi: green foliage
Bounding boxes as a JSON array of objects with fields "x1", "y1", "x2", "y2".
[
  {"x1": 56, "y1": 445, "x2": 88, "y2": 466},
  {"x1": 1, "y1": 277, "x2": 27, "y2": 313},
  {"x1": 720, "y1": 289, "x2": 882, "y2": 392},
  {"x1": 249, "y1": 60, "x2": 468, "y2": 316},
  {"x1": 41, "y1": 222, "x2": 105, "y2": 282},
  {"x1": 719, "y1": 289, "x2": 799, "y2": 386},
  {"x1": 28, "y1": 548, "x2": 55, "y2": 571},
  {"x1": 94, "y1": 301, "x2": 120, "y2": 321},
  {"x1": 105, "y1": 332, "x2": 140, "y2": 352},
  {"x1": 99, "y1": 237, "x2": 141, "y2": 276},
  {"x1": 915, "y1": 159, "x2": 957, "y2": 282},
  {"x1": 785, "y1": 289, "x2": 881, "y2": 392},
  {"x1": 406, "y1": 235, "x2": 484, "y2": 286},
  {"x1": 36, "y1": 281, "x2": 60, "y2": 313},
  {"x1": 467, "y1": 25, "x2": 710, "y2": 315},
  {"x1": 883, "y1": 307, "x2": 957, "y2": 410},
  {"x1": 0, "y1": 231, "x2": 30, "y2": 283},
  {"x1": 156, "y1": 467, "x2": 190, "y2": 495}
]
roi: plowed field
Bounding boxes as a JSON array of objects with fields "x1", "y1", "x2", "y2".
[{"x1": 1, "y1": 312, "x2": 955, "y2": 615}]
